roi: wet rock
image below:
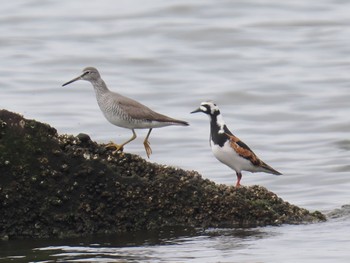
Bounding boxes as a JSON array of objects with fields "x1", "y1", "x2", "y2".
[
  {"x1": 77, "y1": 133, "x2": 92, "y2": 144},
  {"x1": 0, "y1": 109, "x2": 326, "y2": 239},
  {"x1": 327, "y1": 204, "x2": 350, "y2": 219}
]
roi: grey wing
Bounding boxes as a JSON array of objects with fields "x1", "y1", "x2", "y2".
[{"x1": 116, "y1": 94, "x2": 170, "y2": 121}]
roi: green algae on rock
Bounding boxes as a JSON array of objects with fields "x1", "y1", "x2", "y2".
[{"x1": 0, "y1": 109, "x2": 325, "y2": 239}]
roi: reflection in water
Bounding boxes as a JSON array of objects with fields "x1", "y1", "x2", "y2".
[{"x1": 0, "y1": 227, "x2": 268, "y2": 262}]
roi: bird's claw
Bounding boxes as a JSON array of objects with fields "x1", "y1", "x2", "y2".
[{"x1": 106, "y1": 142, "x2": 124, "y2": 153}]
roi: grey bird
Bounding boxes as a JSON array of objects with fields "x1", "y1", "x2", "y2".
[{"x1": 62, "y1": 67, "x2": 189, "y2": 158}]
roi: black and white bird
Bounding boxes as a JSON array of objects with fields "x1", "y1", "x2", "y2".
[{"x1": 191, "y1": 101, "x2": 281, "y2": 187}]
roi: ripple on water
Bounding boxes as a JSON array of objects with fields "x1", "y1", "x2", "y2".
[{"x1": 1, "y1": 0, "x2": 350, "y2": 262}]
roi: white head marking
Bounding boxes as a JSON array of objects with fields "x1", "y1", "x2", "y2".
[{"x1": 199, "y1": 101, "x2": 226, "y2": 133}]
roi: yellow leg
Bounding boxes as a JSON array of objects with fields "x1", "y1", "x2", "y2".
[
  {"x1": 106, "y1": 129, "x2": 137, "y2": 154},
  {"x1": 143, "y1": 128, "x2": 153, "y2": 158}
]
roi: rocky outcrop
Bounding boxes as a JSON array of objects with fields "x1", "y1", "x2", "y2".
[{"x1": 0, "y1": 109, "x2": 325, "y2": 239}]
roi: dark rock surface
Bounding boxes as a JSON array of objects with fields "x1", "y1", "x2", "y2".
[{"x1": 0, "y1": 109, "x2": 325, "y2": 239}]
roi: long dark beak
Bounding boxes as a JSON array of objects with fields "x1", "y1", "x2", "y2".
[
  {"x1": 62, "y1": 74, "x2": 83, "y2": 87},
  {"x1": 191, "y1": 108, "x2": 202, "y2": 114}
]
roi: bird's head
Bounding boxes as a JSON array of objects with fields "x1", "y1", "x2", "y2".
[
  {"x1": 62, "y1": 67, "x2": 101, "y2": 86},
  {"x1": 191, "y1": 101, "x2": 220, "y2": 116}
]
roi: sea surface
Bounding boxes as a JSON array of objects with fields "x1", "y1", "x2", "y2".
[{"x1": 1, "y1": 0, "x2": 350, "y2": 262}]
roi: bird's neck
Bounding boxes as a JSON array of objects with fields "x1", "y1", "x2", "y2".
[
  {"x1": 91, "y1": 78, "x2": 110, "y2": 97},
  {"x1": 209, "y1": 112, "x2": 232, "y2": 146}
]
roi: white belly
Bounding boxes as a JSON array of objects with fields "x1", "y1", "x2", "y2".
[{"x1": 211, "y1": 140, "x2": 256, "y2": 173}]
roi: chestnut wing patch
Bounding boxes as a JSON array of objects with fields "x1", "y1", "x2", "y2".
[{"x1": 226, "y1": 133, "x2": 262, "y2": 166}]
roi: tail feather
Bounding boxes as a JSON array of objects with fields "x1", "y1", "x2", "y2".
[
  {"x1": 151, "y1": 114, "x2": 189, "y2": 126},
  {"x1": 156, "y1": 117, "x2": 189, "y2": 126},
  {"x1": 147, "y1": 117, "x2": 189, "y2": 126},
  {"x1": 172, "y1": 119, "x2": 189, "y2": 126},
  {"x1": 261, "y1": 161, "x2": 282, "y2": 175}
]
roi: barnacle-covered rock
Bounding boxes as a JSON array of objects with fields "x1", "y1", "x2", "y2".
[{"x1": 0, "y1": 109, "x2": 325, "y2": 239}]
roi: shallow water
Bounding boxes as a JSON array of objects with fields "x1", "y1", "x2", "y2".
[{"x1": 1, "y1": 0, "x2": 350, "y2": 262}]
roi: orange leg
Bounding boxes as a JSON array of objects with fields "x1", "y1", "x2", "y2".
[{"x1": 235, "y1": 172, "x2": 242, "y2": 187}]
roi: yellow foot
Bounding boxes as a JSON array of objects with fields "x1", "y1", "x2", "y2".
[
  {"x1": 143, "y1": 140, "x2": 152, "y2": 159},
  {"x1": 105, "y1": 142, "x2": 124, "y2": 153}
]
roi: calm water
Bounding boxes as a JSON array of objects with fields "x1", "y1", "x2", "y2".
[{"x1": 1, "y1": 0, "x2": 350, "y2": 262}]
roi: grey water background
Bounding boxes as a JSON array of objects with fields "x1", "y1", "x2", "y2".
[{"x1": 1, "y1": 0, "x2": 350, "y2": 262}]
